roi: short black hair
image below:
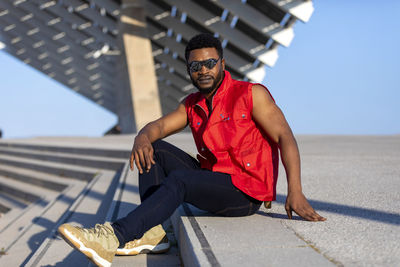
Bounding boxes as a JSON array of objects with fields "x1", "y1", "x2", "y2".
[{"x1": 185, "y1": 33, "x2": 223, "y2": 62}]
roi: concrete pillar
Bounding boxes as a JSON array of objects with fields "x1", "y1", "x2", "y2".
[{"x1": 116, "y1": 0, "x2": 162, "y2": 133}]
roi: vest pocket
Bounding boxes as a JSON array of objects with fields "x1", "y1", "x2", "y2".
[
  {"x1": 206, "y1": 110, "x2": 249, "y2": 151},
  {"x1": 239, "y1": 149, "x2": 267, "y2": 182}
]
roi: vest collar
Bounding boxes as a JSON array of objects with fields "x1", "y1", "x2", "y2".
[{"x1": 195, "y1": 70, "x2": 232, "y2": 115}]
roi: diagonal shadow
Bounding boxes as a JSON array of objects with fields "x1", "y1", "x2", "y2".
[
  {"x1": 270, "y1": 194, "x2": 400, "y2": 225},
  {"x1": 19, "y1": 168, "x2": 123, "y2": 266}
]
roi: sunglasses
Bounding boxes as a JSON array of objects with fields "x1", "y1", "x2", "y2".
[{"x1": 188, "y1": 57, "x2": 220, "y2": 73}]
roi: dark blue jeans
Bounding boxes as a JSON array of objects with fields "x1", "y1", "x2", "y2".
[{"x1": 112, "y1": 140, "x2": 261, "y2": 245}]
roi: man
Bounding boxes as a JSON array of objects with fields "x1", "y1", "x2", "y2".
[{"x1": 58, "y1": 33, "x2": 326, "y2": 267}]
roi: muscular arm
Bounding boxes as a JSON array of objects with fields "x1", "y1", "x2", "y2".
[
  {"x1": 251, "y1": 84, "x2": 326, "y2": 221},
  {"x1": 130, "y1": 102, "x2": 188, "y2": 173}
]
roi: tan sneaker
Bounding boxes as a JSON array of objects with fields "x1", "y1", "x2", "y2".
[
  {"x1": 58, "y1": 222, "x2": 119, "y2": 267},
  {"x1": 116, "y1": 224, "x2": 170, "y2": 256}
]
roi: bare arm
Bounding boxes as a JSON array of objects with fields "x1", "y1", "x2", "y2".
[
  {"x1": 130, "y1": 102, "x2": 188, "y2": 173},
  {"x1": 251, "y1": 84, "x2": 326, "y2": 221}
]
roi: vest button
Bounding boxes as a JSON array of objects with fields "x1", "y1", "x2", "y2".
[
  {"x1": 242, "y1": 114, "x2": 245, "y2": 118},
  {"x1": 201, "y1": 147, "x2": 205, "y2": 151},
  {"x1": 246, "y1": 163, "x2": 251, "y2": 167},
  {"x1": 197, "y1": 122, "x2": 200, "y2": 125}
]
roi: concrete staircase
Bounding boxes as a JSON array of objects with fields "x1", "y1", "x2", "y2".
[
  {"x1": 0, "y1": 135, "x2": 185, "y2": 267},
  {"x1": 0, "y1": 134, "x2": 333, "y2": 267},
  {"x1": 0, "y1": 138, "x2": 130, "y2": 266}
]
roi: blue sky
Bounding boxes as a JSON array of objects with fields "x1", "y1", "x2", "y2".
[{"x1": 1, "y1": 1, "x2": 399, "y2": 139}]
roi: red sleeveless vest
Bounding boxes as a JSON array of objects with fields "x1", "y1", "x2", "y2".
[{"x1": 185, "y1": 71, "x2": 279, "y2": 201}]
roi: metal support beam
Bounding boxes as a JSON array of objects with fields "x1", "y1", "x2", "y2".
[{"x1": 116, "y1": 0, "x2": 162, "y2": 133}]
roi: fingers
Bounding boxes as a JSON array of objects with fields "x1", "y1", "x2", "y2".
[
  {"x1": 285, "y1": 196, "x2": 326, "y2": 221},
  {"x1": 131, "y1": 146, "x2": 154, "y2": 174},
  {"x1": 150, "y1": 148, "x2": 156, "y2": 165},
  {"x1": 285, "y1": 205, "x2": 293, "y2": 220},
  {"x1": 143, "y1": 146, "x2": 154, "y2": 172},
  {"x1": 309, "y1": 211, "x2": 326, "y2": 221},
  {"x1": 296, "y1": 207, "x2": 327, "y2": 222},
  {"x1": 130, "y1": 151, "x2": 134, "y2": 171},
  {"x1": 137, "y1": 149, "x2": 146, "y2": 173},
  {"x1": 134, "y1": 151, "x2": 143, "y2": 174},
  {"x1": 305, "y1": 207, "x2": 326, "y2": 221}
]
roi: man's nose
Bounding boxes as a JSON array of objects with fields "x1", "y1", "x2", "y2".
[{"x1": 199, "y1": 64, "x2": 208, "y2": 73}]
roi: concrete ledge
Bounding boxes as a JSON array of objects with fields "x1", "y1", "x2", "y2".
[
  {"x1": 171, "y1": 203, "x2": 334, "y2": 267},
  {"x1": 170, "y1": 206, "x2": 207, "y2": 267}
]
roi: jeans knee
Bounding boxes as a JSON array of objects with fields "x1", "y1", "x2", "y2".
[
  {"x1": 166, "y1": 170, "x2": 185, "y2": 183},
  {"x1": 152, "y1": 140, "x2": 165, "y2": 162},
  {"x1": 163, "y1": 170, "x2": 186, "y2": 195},
  {"x1": 151, "y1": 140, "x2": 165, "y2": 152},
  {"x1": 152, "y1": 140, "x2": 172, "y2": 159}
]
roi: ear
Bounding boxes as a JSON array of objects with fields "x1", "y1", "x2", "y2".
[
  {"x1": 186, "y1": 65, "x2": 191, "y2": 75},
  {"x1": 221, "y1": 58, "x2": 225, "y2": 70}
]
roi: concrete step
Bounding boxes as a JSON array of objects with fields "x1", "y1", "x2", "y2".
[
  {"x1": 0, "y1": 168, "x2": 88, "y2": 227},
  {"x1": 0, "y1": 191, "x2": 27, "y2": 239},
  {"x1": 0, "y1": 174, "x2": 60, "y2": 230},
  {"x1": 0, "y1": 146, "x2": 125, "y2": 170},
  {"x1": 0, "y1": 175, "x2": 48, "y2": 205},
  {"x1": 0, "y1": 192, "x2": 26, "y2": 216},
  {"x1": 25, "y1": 169, "x2": 122, "y2": 266},
  {"x1": 171, "y1": 204, "x2": 334, "y2": 267},
  {"x1": 0, "y1": 177, "x2": 87, "y2": 266},
  {"x1": 0, "y1": 154, "x2": 96, "y2": 181},
  {"x1": 0, "y1": 175, "x2": 61, "y2": 249},
  {"x1": 0, "y1": 142, "x2": 131, "y2": 159},
  {"x1": 0, "y1": 163, "x2": 69, "y2": 192},
  {"x1": 0, "y1": 201, "x2": 11, "y2": 214}
]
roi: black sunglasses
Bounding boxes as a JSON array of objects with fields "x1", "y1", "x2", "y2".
[{"x1": 188, "y1": 57, "x2": 221, "y2": 73}]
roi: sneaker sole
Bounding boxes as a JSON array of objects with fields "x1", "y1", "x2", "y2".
[
  {"x1": 115, "y1": 242, "x2": 170, "y2": 256},
  {"x1": 58, "y1": 226, "x2": 112, "y2": 267}
]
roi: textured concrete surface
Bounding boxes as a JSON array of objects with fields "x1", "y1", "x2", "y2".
[
  {"x1": 0, "y1": 134, "x2": 398, "y2": 266},
  {"x1": 269, "y1": 135, "x2": 400, "y2": 266},
  {"x1": 172, "y1": 204, "x2": 333, "y2": 267},
  {"x1": 166, "y1": 134, "x2": 400, "y2": 266}
]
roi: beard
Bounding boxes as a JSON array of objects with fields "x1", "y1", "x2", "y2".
[{"x1": 191, "y1": 69, "x2": 224, "y2": 95}]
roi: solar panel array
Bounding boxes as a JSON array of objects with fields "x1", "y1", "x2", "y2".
[{"x1": 0, "y1": 0, "x2": 313, "y2": 115}]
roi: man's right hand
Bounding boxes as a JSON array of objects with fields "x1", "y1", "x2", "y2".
[
  {"x1": 130, "y1": 134, "x2": 156, "y2": 174},
  {"x1": 129, "y1": 102, "x2": 188, "y2": 173}
]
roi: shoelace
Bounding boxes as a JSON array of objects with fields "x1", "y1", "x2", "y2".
[
  {"x1": 124, "y1": 240, "x2": 138, "y2": 249},
  {"x1": 80, "y1": 224, "x2": 113, "y2": 238}
]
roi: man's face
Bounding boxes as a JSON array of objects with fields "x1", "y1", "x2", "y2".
[{"x1": 187, "y1": 48, "x2": 225, "y2": 95}]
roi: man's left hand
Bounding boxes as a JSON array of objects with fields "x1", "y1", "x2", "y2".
[{"x1": 285, "y1": 191, "x2": 326, "y2": 221}]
